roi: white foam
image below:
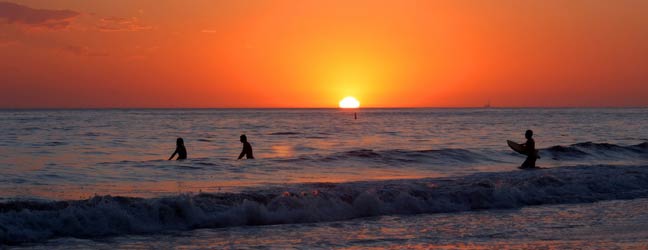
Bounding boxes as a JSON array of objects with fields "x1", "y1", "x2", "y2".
[{"x1": 2, "y1": 164, "x2": 648, "y2": 245}]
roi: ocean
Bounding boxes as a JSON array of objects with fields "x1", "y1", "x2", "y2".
[{"x1": 1, "y1": 108, "x2": 647, "y2": 249}]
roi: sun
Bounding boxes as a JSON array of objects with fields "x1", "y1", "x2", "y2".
[{"x1": 339, "y1": 96, "x2": 360, "y2": 108}]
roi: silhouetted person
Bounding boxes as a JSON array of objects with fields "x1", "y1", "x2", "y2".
[
  {"x1": 168, "y1": 137, "x2": 187, "y2": 160},
  {"x1": 520, "y1": 130, "x2": 537, "y2": 168},
  {"x1": 354, "y1": 112, "x2": 357, "y2": 120},
  {"x1": 238, "y1": 134, "x2": 254, "y2": 159}
]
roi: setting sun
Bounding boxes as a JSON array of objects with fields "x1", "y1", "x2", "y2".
[{"x1": 339, "y1": 96, "x2": 360, "y2": 108}]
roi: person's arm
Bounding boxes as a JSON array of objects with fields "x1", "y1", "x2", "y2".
[
  {"x1": 238, "y1": 147, "x2": 245, "y2": 160},
  {"x1": 169, "y1": 149, "x2": 177, "y2": 160}
]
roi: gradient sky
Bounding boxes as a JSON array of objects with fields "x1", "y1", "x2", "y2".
[{"x1": 1, "y1": 0, "x2": 647, "y2": 108}]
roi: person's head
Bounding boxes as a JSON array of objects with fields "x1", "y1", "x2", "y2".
[
  {"x1": 176, "y1": 137, "x2": 184, "y2": 146},
  {"x1": 240, "y1": 134, "x2": 247, "y2": 143},
  {"x1": 525, "y1": 130, "x2": 533, "y2": 139}
]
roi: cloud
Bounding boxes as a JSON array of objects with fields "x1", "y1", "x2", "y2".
[
  {"x1": 0, "y1": 1, "x2": 79, "y2": 30},
  {"x1": 61, "y1": 45, "x2": 108, "y2": 57},
  {"x1": 0, "y1": 35, "x2": 19, "y2": 47},
  {"x1": 97, "y1": 17, "x2": 151, "y2": 32},
  {"x1": 0, "y1": 39, "x2": 18, "y2": 47}
]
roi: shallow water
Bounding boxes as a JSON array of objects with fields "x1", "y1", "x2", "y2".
[{"x1": 1, "y1": 108, "x2": 647, "y2": 247}]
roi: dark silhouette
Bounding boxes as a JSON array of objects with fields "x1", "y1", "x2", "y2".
[
  {"x1": 238, "y1": 134, "x2": 254, "y2": 159},
  {"x1": 168, "y1": 137, "x2": 187, "y2": 160},
  {"x1": 354, "y1": 112, "x2": 357, "y2": 120},
  {"x1": 520, "y1": 130, "x2": 537, "y2": 168}
]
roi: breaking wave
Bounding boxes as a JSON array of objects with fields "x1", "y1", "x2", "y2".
[{"x1": 2, "y1": 164, "x2": 648, "y2": 245}]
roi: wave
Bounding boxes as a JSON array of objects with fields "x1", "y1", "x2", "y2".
[
  {"x1": 277, "y1": 142, "x2": 648, "y2": 165},
  {"x1": 273, "y1": 148, "x2": 501, "y2": 166},
  {"x1": 2, "y1": 165, "x2": 648, "y2": 245},
  {"x1": 544, "y1": 142, "x2": 648, "y2": 160}
]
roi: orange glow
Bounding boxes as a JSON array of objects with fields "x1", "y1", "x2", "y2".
[
  {"x1": 339, "y1": 96, "x2": 360, "y2": 109},
  {"x1": 1, "y1": 1, "x2": 647, "y2": 108}
]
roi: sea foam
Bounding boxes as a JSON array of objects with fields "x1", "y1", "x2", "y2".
[{"x1": 2, "y1": 164, "x2": 648, "y2": 245}]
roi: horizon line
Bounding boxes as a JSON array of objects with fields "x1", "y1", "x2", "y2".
[{"x1": 1, "y1": 106, "x2": 647, "y2": 110}]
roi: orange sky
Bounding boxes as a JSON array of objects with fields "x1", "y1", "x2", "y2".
[{"x1": 1, "y1": 0, "x2": 647, "y2": 108}]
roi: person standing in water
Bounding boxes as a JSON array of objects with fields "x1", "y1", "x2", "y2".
[
  {"x1": 520, "y1": 130, "x2": 537, "y2": 168},
  {"x1": 168, "y1": 137, "x2": 187, "y2": 160},
  {"x1": 238, "y1": 134, "x2": 254, "y2": 159}
]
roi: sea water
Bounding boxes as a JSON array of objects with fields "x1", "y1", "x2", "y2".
[{"x1": 1, "y1": 108, "x2": 647, "y2": 248}]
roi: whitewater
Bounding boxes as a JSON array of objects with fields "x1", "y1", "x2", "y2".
[{"x1": 1, "y1": 108, "x2": 647, "y2": 248}]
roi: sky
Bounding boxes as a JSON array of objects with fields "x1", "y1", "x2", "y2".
[{"x1": 1, "y1": 0, "x2": 647, "y2": 108}]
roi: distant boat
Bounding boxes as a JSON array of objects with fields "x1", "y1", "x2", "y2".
[{"x1": 484, "y1": 100, "x2": 491, "y2": 108}]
